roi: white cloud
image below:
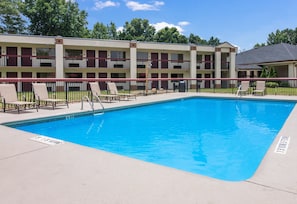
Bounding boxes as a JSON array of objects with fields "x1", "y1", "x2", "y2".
[
  {"x1": 126, "y1": 1, "x2": 164, "y2": 11},
  {"x1": 152, "y1": 22, "x2": 186, "y2": 33},
  {"x1": 117, "y1": 26, "x2": 124, "y2": 32},
  {"x1": 94, "y1": 1, "x2": 120, "y2": 10},
  {"x1": 178, "y1": 21, "x2": 190, "y2": 26}
]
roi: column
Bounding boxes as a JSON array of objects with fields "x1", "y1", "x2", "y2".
[
  {"x1": 1, "y1": 48, "x2": 5, "y2": 78},
  {"x1": 190, "y1": 45, "x2": 197, "y2": 89},
  {"x1": 55, "y1": 37, "x2": 64, "y2": 91},
  {"x1": 288, "y1": 63, "x2": 296, "y2": 87},
  {"x1": 229, "y1": 48, "x2": 236, "y2": 88},
  {"x1": 55, "y1": 37, "x2": 64, "y2": 78},
  {"x1": 129, "y1": 42, "x2": 137, "y2": 90},
  {"x1": 215, "y1": 48, "x2": 221, "y2": 88}
]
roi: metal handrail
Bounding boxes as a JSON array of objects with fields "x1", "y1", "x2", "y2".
[{"x1": 81, "y1": 95, "x2": 104, "y2": 113}]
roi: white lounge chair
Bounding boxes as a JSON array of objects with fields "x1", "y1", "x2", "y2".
[
  {"x1": 107, "y1": 82, "x2": 137, "y2": 100},
  {"x1": 89, "y1": 82, "x2": 119, "y2": 102},
  {"x1": 252, "y1": 81, "x2": 266, "y2": 96},
  {"x1": 236, "y1": 81, "x2": 250, "y2": 96},
  {"x1": 32, "y1": 83, "x2": 68, "y2": 109},
  {"x1": 0, "y1": 84, "x2": 38, "y2": 113}
]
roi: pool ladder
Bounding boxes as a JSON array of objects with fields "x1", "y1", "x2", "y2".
[{"x1": 81, "y1": 95, "x2": 104, "y2": 113}]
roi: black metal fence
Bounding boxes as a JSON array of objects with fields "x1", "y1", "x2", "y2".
[{"x1": 1, "y1": 78, "x2": 297, "y2": 105}]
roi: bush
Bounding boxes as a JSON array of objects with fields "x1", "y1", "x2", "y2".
[
  {"x1": 265, "y1": 82, "x2": 279, "y2": 88},
  {"x1": 279, "y1": 82, "x2": 290, "y2": 87}
]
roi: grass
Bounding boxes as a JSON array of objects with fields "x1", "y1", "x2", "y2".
[{"x1": 194, "y1": 87, "x2": 297, "y2": 96}]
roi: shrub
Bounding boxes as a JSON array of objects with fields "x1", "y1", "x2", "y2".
[
  {"x1": 266, "y1": 82, "x2": 279, "y2": 88},
  {"x1": 279, "y1": 82, "x2": 290, "y2": 87}
]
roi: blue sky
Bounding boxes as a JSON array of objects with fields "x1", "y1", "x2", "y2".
[{"x1": 76, "y1": 0, "x2": 297, "y2": 51}]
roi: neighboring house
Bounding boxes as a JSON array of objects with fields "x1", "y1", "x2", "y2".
[
  {"x1": 236, "y1": 43, "x2": 297, "y2": 85},
  {"x1": 0, "y1": 34, "x2": 238, "y2": 90}
]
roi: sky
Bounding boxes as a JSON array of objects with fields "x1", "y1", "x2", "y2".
[{"x1": 75, "y1": 0, "x2": 297, "y2": 52}]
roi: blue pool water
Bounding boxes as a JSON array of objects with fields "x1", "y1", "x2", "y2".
[{"x1": 12, "y1": 98, "x2": 295, "y2": 181}]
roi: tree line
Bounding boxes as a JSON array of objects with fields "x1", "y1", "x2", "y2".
[
  {"x1": 254, "y1": 28, "x2": 297, "y2": 48},
  {"x1": 1, "y1": 0, "x2": 296, "y2": 48}
]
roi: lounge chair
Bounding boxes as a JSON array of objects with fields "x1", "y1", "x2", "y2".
[
  {"x1": 236, "y1": 81, "x2": 250, "y2": 96},
  {"x1": 89, "y1": 82, "x2": 119, "y2": 102},
  {"x1": 32, "y1": 83, "x2": 68, "y2": 109},
  {"x1": 0, "y1": 84, "x2": 38, "y2": 113},
  {"x1": 252, "y1": 81, "x2": 266, "y2": 96},
  {"x1": 107, "y1": 82, "x2": 137, "y2": 100}
]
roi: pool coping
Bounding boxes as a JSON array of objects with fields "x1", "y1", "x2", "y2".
[{"x1": 1, "y1": 92, "x2": 297, "y2": 204}]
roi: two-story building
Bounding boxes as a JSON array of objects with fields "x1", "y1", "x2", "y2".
[{"x1": 0, "y1": 34, "x2": 237, "y2": 91}]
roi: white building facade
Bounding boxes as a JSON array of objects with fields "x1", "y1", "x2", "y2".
[{"x1": 0, "y1": 34, "x2": 238, "y2": 91}]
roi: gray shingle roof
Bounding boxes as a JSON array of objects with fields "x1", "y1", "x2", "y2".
[
  {"x1": 236, "y1": 43, "x2": 297, "y2": 66},
  {"x1": 236, "y1": 64, "x2": 262, "y2": 70}
]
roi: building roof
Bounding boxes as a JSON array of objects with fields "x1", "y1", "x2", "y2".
[
  {"x1": 236, "y1": 64, "x2": 262, "y2": 70},
  {"x1": 236, "y1": 43, "x2": 297, "y2": 68}
]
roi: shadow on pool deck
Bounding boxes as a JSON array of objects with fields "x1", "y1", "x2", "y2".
[{"x1": 0, "y1": 92, "x2": 297, "y2": 204}]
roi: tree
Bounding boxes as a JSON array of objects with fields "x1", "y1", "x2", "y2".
[
  {"x1": 267, "y1": 28, "x2": 297, "y2": 45},
  {"x1": 0, "y1": 0, "x2": 26, "y2": 34},
  {"x1": 60, "y1": 0, "x2": 89, "y2": 37},
  {"x1": 260, "y1": 66, "x2": 277, "y2": 78},
  {"x1": 21, "y1": 0, "x2": 88, "y2": 37},
  {"x1": 107, "y1": 22, "x2": 118, "y2": 40},
  {"x1": 208, "y1": 36, "x2": 220, "y2": 46},
  {"x1": 154, "y1": 27, "x2": 188, "y2": 43},
  {"x1": 118, "y1": 18, "x2": 155, "y2": 41},
  {"x1": 254, "y1": 43, "x2": 266, "y2": 48},
  {"x1": 90, "y1": 22, "x2": 109, "y2": 39},
  {"x1": 188, "y1": 33, "x2": 208, "y2": 45}
]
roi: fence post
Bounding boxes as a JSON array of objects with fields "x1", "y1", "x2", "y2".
[{"x1": 65, "y1": 82, "x2": 68, "y2": 101}]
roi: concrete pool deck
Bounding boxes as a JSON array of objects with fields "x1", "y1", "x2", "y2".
[{"x1": 0, "y1": 92, "x2": 297, "y2": 204}]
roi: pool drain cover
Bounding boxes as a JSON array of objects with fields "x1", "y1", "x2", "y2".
[
  {"x1": 274, "y1": 136, "x2": 290, "y2": 154},
  {"x1": 30, "y1": 136, "x2": 64, "y2": 145}
]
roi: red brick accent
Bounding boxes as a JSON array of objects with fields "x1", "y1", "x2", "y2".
[
  {"x1": 130, "y1": 42, "x2": 137, "y2": 48},
  {"x1": 55, "y1": 38, "x2": 63, "y2": 44},
  {"x1": 230, "y1": 48, "x2": 236, "y2": 52}
]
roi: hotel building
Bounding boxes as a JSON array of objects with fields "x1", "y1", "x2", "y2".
[{"x1": 0, "y1": 34, "x2": 238, "y2": 91}]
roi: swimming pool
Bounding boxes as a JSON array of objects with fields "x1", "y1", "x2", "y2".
[{"x1": 10, "y1": 97, "x2": 295, "y2": 181}]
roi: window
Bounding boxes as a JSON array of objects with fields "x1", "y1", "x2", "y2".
[
  {"x1": 137, "y1": 52, "x2": 148, "y2": 61},
  {"x1": 36, "y1": 48, "x2": 55, "y2": 59},
  {"x1": 65, "y1": 49, "x2": 82, "y2": 60},
  {"x1": 171, "y1": 53, "x2": 183, "y2": 63},
  {"x1": 111, "y1": 51, "x2": 126, "y2": 61},
  {"x1": 66, "y1": 73, "x2": 83, "y2": 78},
  {"x1": 171, "y1": 73, "x2": 183, "y2": 78},
  {"x1": 137, "y1": 52, "x2": 148, "y2": 68},
  {"x1": 37, "y1": 73, "x2": 55, "y2": 78},
  {"x1": 137, "y1": 73, "x2": 146, "y2": 78},
  {"x1": 170, "y1": 73, "x2": 183, "y2": 82},
  {"x1": 196, "y1": 54, "x2": 202, "y2": 63},
  {"x1": 205, "y1": 55, "x2": 211, "y2": 69},
  {"x1": 197, "y1": 54, "x2": 203, "y2": 69},
  {"x1": 111, "y1": 73, "x2": 126, "y2": 78}
]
